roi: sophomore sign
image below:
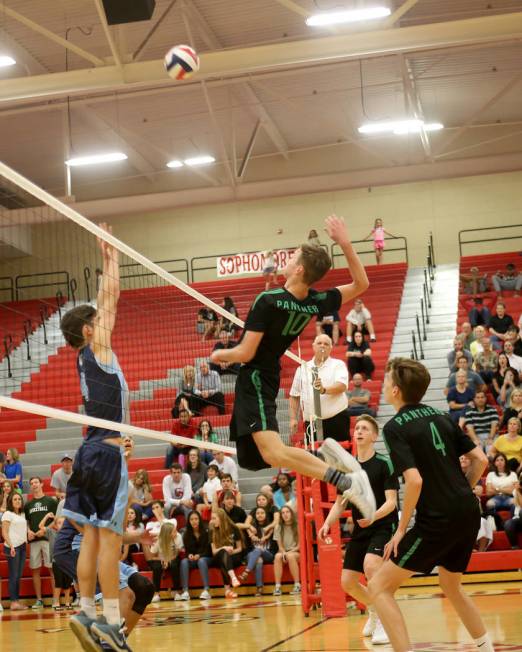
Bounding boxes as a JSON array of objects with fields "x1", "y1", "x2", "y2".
[{"x1": 217, "y1": 248, "x2": 296, "y2": 278}]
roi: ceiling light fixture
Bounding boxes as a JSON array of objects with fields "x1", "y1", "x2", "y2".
[
  {"x1": 65, "y1": 152, "x2": 128, "y2": 167},
  {"x1": 184, "y1": 155, "x2": 215, "y2": 166},
  {"x1": 358, "y1": 120, "x2": 444, "y2": 135},
  {"x1": 306, "y1": 7, "x2": 391, "y2": 26},
  {"x1": 166, "y1": 159, "x2": 184, "y2": 168},
  {"x1": 0, "y1": 55, "x2": 16, "y2": 68}
]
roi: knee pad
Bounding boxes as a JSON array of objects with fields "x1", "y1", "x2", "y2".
[{"x1": 128, "y1": 572, "x2": 155, "y2": 615}]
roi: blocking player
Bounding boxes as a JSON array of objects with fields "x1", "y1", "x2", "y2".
[
  {"x1": 367, "y1": 358, "x2": 494, "y2": 652},
  {"x1": 60, "y1": 223, "x2": 131, "y2": 651},
  {"x1": 318, "y1": 415, "x2": 398, "y2": 645},
  {"x1": 210, "y1": 215, "x2": 375, "y2": 520}
]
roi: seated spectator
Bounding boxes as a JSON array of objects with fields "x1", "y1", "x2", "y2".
[
  {"x1": 148, "y1": 520, "x2": 184, "y2": 600},
  {"x1": 166, "y1": 408, "x2": 198, "y2": 468},
  {"x1": 459, "y1": 321, "x2": 474, "y2": 350},
  {"x1": 485, "y1": 453, "x2": 518, "y2": 528},
  {"x1": 346, "y1": 331, "x2": 375, "y2": 380},
  {"x1": 474, "y1": 337, "x2": 498, "y2": 384},
  {"x1": 196, "y1": 361, "x2": 225, "y2": 415},
  {"x1": 489, "y1": 418, "x2": 522, "y2": 473},
  {"x1": 220, "y1": 491, "x2": 247, "y2": 529},
  {"x1": 4, "y1": 448, "x2": 22, "y2": 490},
  {"x1": 220, "y1": 296, "x2": 240, "y2": 334},
  {"x1": 211, "y1": 451, "x2": 238, "y2": 485},
  {"x1": 50, "y1": 453, "x2": 73, "y2": 501},
  {"x1": 492, "y1": 263, "x2": 522, "y2": 297},
  {"x1": 172, "y1": 365, "x2": 200, "y2": 418},
  {"x1": 209, "y1": 508, "x2": 243, "y2": 598},
  {"x1": 196, "y1": 464, "x2": 222, "y2": 515},
  {"x1": 469, "y1": 326, "x2": 486, "y2": 359},
  {"x1": 447, "y1": 370, "x2": 475, "y2": 425},
  {"x1": 346, "y1": 373, "x2": 376, "y2": 417},
  {"x1": 346, "y1": 299, "x2": 376, "y2": 342},
  {"x1": 460, "y1": 266, "x2": 489, "y2": 295},
  {"x1": 445, "y1": 355, "x2": 486, "y2": 395},
  {"x1": 239, "y1": 506, "x2": 276, "y2": 594},
  {"x1": 459, "y1": 456, "x2": 494, "y2": 551},
  {"x1": 316, "y1": 311, "x2": 341, "y2": 346},
  {"x1": 468, "y1": 296, "x2": 492, "y2": 328},
  {"x1": 447, "y1": 335, "x2": 472, "y2": 372},
  {"x1": 492, "y1": 353, "x2": 518, "y2": 402},
  {"x1": 162, "y1": 463, "x2": 193, "y2": 520},
  {"x1": 245, "y1": 493, "x2": 280, "y2": 534},
  {"x1": 504, "y1": 474, "x2": 522, "y2": 549},
  {"x1": 506, "y1": 325, "x2": 522, "y2": 357},
  {"x1": 489, "y1": 302, "x2": 514, "y2": 351},
  {"x1": 197, "y1": 307, "x2": 220, "y2": 341},
  {"x1": 273, "y1": 473, "x2": 296, "y2": 510},
  {"x1": 504, "y1": 340, "x2": 522, "y2": 377},
  {"x1": 210, "y1": 330, "x2": 240, "y2": 376},
  {"x1": 130, "y1": 468, "x2": 154, "y2": 520},
  {"x1": 179, "y1": 511, "x2": 213, "y2": 600},
  {"x1": 121, "y1": 506, "x2": 144, "y2": 567},
  {"x1": 500, "y1": 388, "x2": 522, "y2": 428},
  {"x1": 463, "y1": 391, "x2": 499, "y2": 449},
  {"x1": 185, "y1": 448, "x2": 208, "y2": 498},
  {"x1": 195, "y1": 419, "x2": 219, "y2": 466},
  {"x1": 273, "y1": 505, "x2": 301, "y2": 596},
  {"x1": 215, "y1": 473, "x2": 242, "y2": 508}
]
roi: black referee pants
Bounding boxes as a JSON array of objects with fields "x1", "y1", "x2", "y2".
[{"x1": 305, "y1": 408, "x2": 351, "y2": 443}]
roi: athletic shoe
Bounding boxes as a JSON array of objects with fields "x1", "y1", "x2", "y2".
[
  {"x1": 255, "y1": 587, "x2": 263, "y2": 596},
  {"x1": 318, "y1": 438, "x2": 361, "y2": 474},
  {"x1": 179, "y1": 591, "x2": 190, "y2": 601},
  {"x1": 371, "y1": 618, "x2": 389, "y2": 645},
  {"x1": 362, "y1": 608, "x2": 377, "y2": 637},
  {"x1": 151, "y1": 593, "x2": 161, "y2": 603},
  {"x1": 69, "y1": 611, "x2": 100, "y2": 652},
  {"x1": 289, "y1": 583, "x2": 301, "y2": 595},
  {"x1": 199, "y1": 590, "x2": 211, "y2": 600},
  {"x1": 273, "y1": 586, "x2": 282, "y2": 596},
  {"x1": 224, "y1": 589, "x2": 237, "y2": 599},
  {"x1": 91, "y1": 616, "x2": 133, "y2": 652},
  {"x1": 32, "y1": 599, "x2": 44, "y2": 609},
  {"x1": 341, "y1": 470, "x2": 376, "y2": 522}
]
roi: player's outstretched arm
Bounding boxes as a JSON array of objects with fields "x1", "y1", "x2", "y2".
[
  {"x1": 325, "y1": 215, "x2": 369, "y2": 304},
  {"x1": 93, "y1": 222, "x2": 120, "y2": 362},
  {"x1": 210, "y1": 330, "x2": 264, "y2": 365},
  {"x1": 317, "y1": 496, "x2": 344, "y2": 541},
  {"x1": 463, "y1": 446, "x2": 488, "y2": 488}
]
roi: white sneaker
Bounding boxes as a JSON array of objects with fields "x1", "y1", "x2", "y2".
[
  {"x1": 342, "y1": 470, "x2": 376, "y2": 522},
  {"x1": 318, "y1": 438, "x2": 361, "y2": 474},
  {"x1": 151, "y1": 593, "x2": 161, "y2": 603},
  {"x1": 371, "y1": 618, "x2": 389, "y2": 645},
  {"x1": 289, "y1": 583, "x2": 301, "y2": 595},
  {"x1": 199, "y1": 590, "x2": 211, "y2": 600},
  {"x1": 180, "y1": 591, "x2": 190, "y2": 601},
  {"x1": 362, "y1": 608, "x2": 377, "y2": 637},
  {"x1": 174, "y1": 592, "x2": 183, "y2": 601}
]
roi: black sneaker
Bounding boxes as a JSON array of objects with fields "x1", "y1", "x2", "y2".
[
  {"x1": 90, "y1": 616, "x2": 132, "y2": 652},
  {"x1": 69, "y1": 611, "x2": 100, "y2": 652}
]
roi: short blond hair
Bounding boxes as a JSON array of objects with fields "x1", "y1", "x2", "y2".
[{"x1": 355, "y1": 414, "x2": 379, "y2": 434}]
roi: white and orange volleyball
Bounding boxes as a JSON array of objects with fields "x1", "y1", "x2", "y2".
[{"x1": 164, "y1": 44, "x2": 200, "y2": 80}]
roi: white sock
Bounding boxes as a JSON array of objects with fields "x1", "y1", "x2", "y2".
[
  {"x1": 475, "y1": 633, "x2": 494, "y2": 651},
  {"x1": 103, "y1": 598, "x2": 121, "y2": 626},
  {"x1": 80, "y1": 597, "x2": 96, "y2": 619}
]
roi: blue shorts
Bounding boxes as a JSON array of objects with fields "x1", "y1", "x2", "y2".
[
  {"x1": 63, "y1": 440, "x2": 128, "y2": 534},
  {"x1": 54, "y1": 549, "x2": 80, "y2": 583}
]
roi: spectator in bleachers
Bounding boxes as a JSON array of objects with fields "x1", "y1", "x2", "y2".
[
  {"x1": 0, "y1": 451, "x2": 5, "y2": 480},
  {"x1": 504, "y1": 340, "x2": 522, "y2": 378},
  {"x1": 196, "y1": 361, "x2": 226, "y2": 415},
  {"x1": 130, "y1": 469, "x2": 154, "y2": 520},
  {"x1": 445, "y1": 355, "x2": 486, "y2": 395},
  {"x1": 210, "y1": 330, "x2": 240, "y2": 376},
  {"x1": 50, "y1": 453, "x2": 73, "y2": 501},
  {"x1": 316, "y1": 311, "x2": 341, "y2": 346},
  {"x1": 180, "y1": 511, "x2": 212, "y2": 600},
  {"x1": 166, "y1": 408, "x2": 198, "y2": 468},
  {"x1": 468, "y1": 297, "x2": 491, "y2": 328},
  {"x1": 485, "y1": 453, "x2": 517, "y2": 527},
  {"x1": 220, "y1": 491, "x2": 247, "y2": 528},
  {"x1": 492, "y1": 263, "x2": 522, "y2": 297},
  {"x1": 121, "y1": 506, "x2": 144, "y2": 568},
  {"x1": 25, "y1": 477, "x2": 57, "y2": 609},
  {"x1": 447, "y1": 370, "x2": 475, "y2": 425},
  {"x1": 459, "y1": 456, "x2": 494, "y2": 552},
  {"x1": 195, "y1": 419, "x2": 219, "y2": 466},
  {"x1": 239, "y1": 506, "x2": 276, "y2": 595},
  {"x1": 459, "y1": 321, "x2": 474, "y2": 350},
  {"x1": 1, "y1": 492, "x2": 28, "y2": 610},
  {"x1": 185, "y1": 448, "x2": 208, "y2": 499},
  {"x1": 220, "y1": 296, "x2": 240, "y2": 335},
  {"x1": 504, "y1": 473, "x2": 522, "y2": 549},
  {"x1": 148, "y1": 520, "x2": 184, "y2": 600},
  {"x1": 172, "y1": 365, "x2": 200, "y2": 418},
  {"x1": 500, "y1": 388, "x2": 522, "y2": 428},
  {"x1": 493, "y1": 353, "x2": 518, "y2": 402},
  {"x1": 506, "y1": 325, "x2": 522, "y2": 357},
  {"x1": 4, "y1": 448, "x2": 22, "y2": 490},
  {"x1": 489, "y1": 302, "x2": 514, "y2": 351},
  {"x1": 307, "y1": 229, "x2": 321, "y2": 246},
  {"x1": 263, "y1": 250, "x2": 278, "y2": 291},
  {"x1": 346, "y1": 373, "x2": 376, "y2": 417},
  {"x1": 447, "y1": 335, "x2": 472, "y2": 373},
  {"x1": 273, "y1": 473, "x2": 296, "y2": 510},
  {"x1": 463, "y1": 391, "x2": 499, "y2": 449},
  {"x1": 346, "y1": 331, "x2": 376, "y2": 381},
  {"x1": 460, "y1": 266, "x2": 489, "y2": 295},
  {"x1": 196, "y1": 464, "x2": 222, "y2": 515},
  {"x1": 245, "y1": 493, "x2": 280, "y2": 534},
  {"x1": 215, "y1": 473, "x2": 242, "y2": 508},
  {"x1": 345, "y1": 299, "x2": 376, "y2": 343},
  {"x1": 469, "y1": 326, "x2": 486, "y2": 359},
  {"x1": 211, "y1": 451, "x2": 238, "y2": 485},
  {"x1": 273, "y1": 505, "x2": 301, "y2": 596},
  {"x1": 209, "y1": 508, "x2": 243, "y2": 598},
  {"x1": 489, "y1": 418, "x2": 522, "y2": 473},
  {"x1": 474, "y1": 337, "x2": 498, "y2": 385},
  {"x1": 162, "y1": 463, "x2": 193, "y2": 520},
  {"x1": 197, "y1": 307, "x2": 220, "y2": 341}
]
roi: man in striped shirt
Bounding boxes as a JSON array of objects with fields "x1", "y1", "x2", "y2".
[{"x1": 464, "y1": 391, "x2": 499, "y2": 449}]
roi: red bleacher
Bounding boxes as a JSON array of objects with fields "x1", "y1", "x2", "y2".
[{"x1": 0, "y1": 298, "x2": 61, "y2": 362}]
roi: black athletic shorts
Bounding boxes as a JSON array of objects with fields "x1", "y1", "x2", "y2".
[
  {"x1": 52, "y1": 561, "x2": 74, "y2": 590},
  {"x1": 392, "y1": 504, "x2": 481, "y2": 575},
  {"x1": 230, "y1": 367, "x2": 280, "y2": 471},
  {"x1": 343, "y1": 527, "x2": 393, "y2": 573}
]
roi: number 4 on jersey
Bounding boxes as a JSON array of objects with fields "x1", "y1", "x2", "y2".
[{"x1": 430, "y1": 422, "x2": 447, "y2": 456}]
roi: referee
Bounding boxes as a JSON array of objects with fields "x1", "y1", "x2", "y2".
[{"x1": 289, "y1": 334, "x2": 350, "y2": 442}]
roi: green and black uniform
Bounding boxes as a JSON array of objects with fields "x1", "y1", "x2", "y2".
[
  {"x1": 383, "y1": 403, "x2": 480, "y2": 574},
  {"x1": 231, "y1": 286, "x2": 342, "y2": 470},
  {"x1": 342, "y1": 452, "x2": 399, "y2": 572}
]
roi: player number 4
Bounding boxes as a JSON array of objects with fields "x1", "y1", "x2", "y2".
[{"x1": 430, "y1": 423, "x2": 446, "y2": 456}]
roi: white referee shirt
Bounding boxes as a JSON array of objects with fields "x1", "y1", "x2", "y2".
[{"x1": 290, "y1": 357, "x2": 348, "y2": 421}]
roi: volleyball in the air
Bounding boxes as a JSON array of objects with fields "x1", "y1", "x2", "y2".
[{"x1": 164, "y1": 44, "x2": 200, "y2": 80}]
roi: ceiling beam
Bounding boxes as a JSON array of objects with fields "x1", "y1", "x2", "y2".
[
  {"x1": 272, "y1": 0, "x2": 310, "y2": 19},
  {"x1": 93, "y1": 0, "x2": 123, "y2": 67},
  {"x1": 399, "y1": 53, "x2": 433, "y2": 160},
  {"x1": 1, "y1": 5, "x2": 106, "y2": 67},
  {"x1": 0, "y1": 27, "x2": 49, "y2": 75},
  {"x1": 382, "y1": 0, "x2": 420, "y2": 29}
]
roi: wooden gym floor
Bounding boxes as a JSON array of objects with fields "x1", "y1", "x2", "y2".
[{"x1": 0, "y1": 581, "x2": 520, "y2": 652}]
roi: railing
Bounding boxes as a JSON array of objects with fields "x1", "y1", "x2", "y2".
[
  {"x1": 428, "y1": 231, "x2": 436, "y2": 270},
  {"x1": 15, "y1": 271, "x2": 70, "y2": 301},
  {"x1": 120, "y1": 258, "x2": 189, "y2": 285},
  {"x1": 0, "y1": 276, "x2": 14, "y2": 302},
  {"x1": 23, "y1": 319, "x2": 32, "y2": 361},
  {"x1": 39, "y1": 306, "x2": 49, "y2": 345},
  {"x1": 331, "y1": 235, "x2": 408, "y2": 268},
  {"x1": 3, "y1": 334, "x2": 13, "y2": 378},
  {"x1": 458, "y1": 223, "x2": 522, "y2": 256},
  {"x1": 69, "y1": 278, "x2": 78, "y2": 306},
  {"x1": 83, "y1": 267, "x2": 92, "y2": 303},
  {"x1": 412, "y1": 238, "x2": 436, "y2": 360},
  {"x1": 56, "y1": 290, "x2": 64, "y2": 320}
]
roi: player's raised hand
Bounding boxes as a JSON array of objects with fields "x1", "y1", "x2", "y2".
[
  {"x1": 97, "y1": 222, "x2": 117, "y2": 261},
  {"x1": 325, "y1": 214, "x2": 350, "y2": 244}
]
